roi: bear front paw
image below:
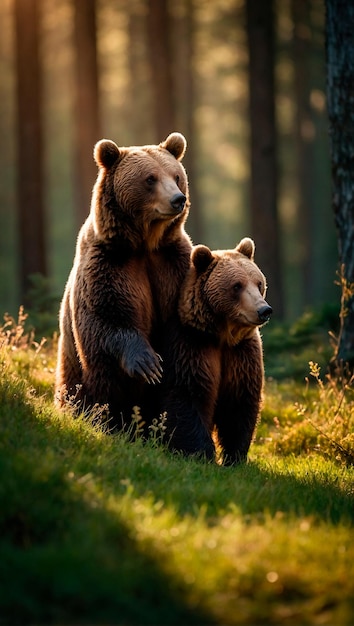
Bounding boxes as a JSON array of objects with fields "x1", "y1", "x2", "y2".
[
  {"x1": 134, "y1": 351, "x2": 163, "y2": 384},
  {"x1": 122, "y1": 342, "x2": 163, "y2": 384}
]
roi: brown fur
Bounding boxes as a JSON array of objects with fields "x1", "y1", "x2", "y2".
[
  {"x1": 161, "y1": 237, "x2": 272, "y2": 464},
  {"x1": 55, "y1": 133, "x2": 192, "y2": 429}
]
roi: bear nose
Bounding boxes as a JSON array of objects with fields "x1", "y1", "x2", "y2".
[
  {"x1": 170, "y1": 193, "x2": 186, "y2": 213},
  {"x1": 257, "y1": 305, "x2": 273, "y2": 323}
]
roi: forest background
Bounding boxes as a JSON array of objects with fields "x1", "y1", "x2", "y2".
[
  {"x1": 0, "y1": 0, "x2": 336, "y2": 332},
  {"x1": 1, "y1": 3, "x2": 354, "y2": 623}
]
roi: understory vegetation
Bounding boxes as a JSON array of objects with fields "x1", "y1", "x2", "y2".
[{"x1": 0, "y1": 310, "x2": 353, "y2": 625}]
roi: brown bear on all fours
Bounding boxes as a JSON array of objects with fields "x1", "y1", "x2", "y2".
[
  {"x1": 55, "y1": 133, "x2": 192, "y2": 429},
  {"x1": 160, "y1": 237, "x2": 272, "y2": 465}
]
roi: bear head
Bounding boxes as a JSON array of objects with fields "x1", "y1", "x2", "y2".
[
  {"x1": 179, "y1": 237, "x2": 272, "y2": 346},
  {"x1": 91, "y1": 132, "x2": 190, "y2": 251}
]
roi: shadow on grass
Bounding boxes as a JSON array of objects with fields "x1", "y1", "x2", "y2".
[
  {"x1": 221, "y1": 460, "x2": 354, "y2": 523},
  {"x1": 0, "y1": 398, "x2": 215, "y2": 626},
  {"x1": 98, "y1": 432, "x2": 354, "y2": 527},
  {"x1": 1, "y1": 378, "x2": 353, "y2": 625}
]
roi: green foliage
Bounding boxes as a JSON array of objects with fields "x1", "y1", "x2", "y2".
[
  {"x1": 262, "y1": 304, "x2": 340, "y2": 379},
  {"x1": 26, "y1": 273, "x2": 60, "y2": 338},
  {"x1": 0, "y1": 316, "x2": 354, "y2": 625},
  {"x1": 270, "y1": 362, "x2": 354, "y2": 465}
]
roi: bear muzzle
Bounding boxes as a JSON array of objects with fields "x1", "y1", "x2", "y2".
[
  {"x1": 170, "y1": 192, "x2": 187, "y2": 214},
  {"x1": 257, "y1": 304, "x2": 273, "y2": 324}
]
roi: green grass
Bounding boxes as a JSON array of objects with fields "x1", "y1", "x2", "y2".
[{"x1": 0, "y1": 316, "x2": 353, "y2": 625}]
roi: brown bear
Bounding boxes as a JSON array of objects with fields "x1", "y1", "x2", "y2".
[
  {"x1": 160, "y1": 237, "x2": 272, "y2": 464},
  {"x1": 55, "y1": 132, "x2": 192, "y2": 429}
]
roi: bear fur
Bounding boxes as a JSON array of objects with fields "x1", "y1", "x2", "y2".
[
  {"x1": 55, "y1": 132, "x2": 192, "y2": 429},
  {"x1": 161, "y1": 237, "x2": 272, "y2": 464}
]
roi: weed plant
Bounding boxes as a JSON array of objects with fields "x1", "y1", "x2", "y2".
[
  {"x1": 0, "y1": 311, "x2": 353, "y2": 625},
  {"x1": 270, "y1": 362, "x2": 354, "y2": 465}
]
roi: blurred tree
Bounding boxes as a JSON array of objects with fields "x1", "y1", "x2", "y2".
[
  {"x1": 173, "y1": 0, "x2": 203, "y2": 242},
  {"x1": 291, "y1": 0, "x2": 313, "y2": 308},
  {"x1": 74, "y1": 0, "x2": 101, "y2": 227},
  {"x1": 1, "y1": 0, "x2": 334, "y2": 321},
  {"x1": 325, "y1": 0, "x2": 354, "y2": 368},
  {"x1": 127, "y1": 0, "x2": 152, "y2": 143},
  {"x1": 146, "y1": 0, "x2": 176, "y2": 140},
  {"x1": 14, "y1": 0, "x2": 47, "y2": 307},
  {"x1": 245, "y1": 0, "x2": 284, "y2": 318}
]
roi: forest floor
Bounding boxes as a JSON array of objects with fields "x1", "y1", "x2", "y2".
[{"x1": 0, "y1": 310, "x2": 353, "y2": 625}]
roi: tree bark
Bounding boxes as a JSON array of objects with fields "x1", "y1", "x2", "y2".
[
  {"x1": 74, "y1": 0, "x2": 101, "y2": 228},
  {"x1": 325, "y1": 0, "x2": 354, "y2": 368},
  {"x1": 14, "y1": 0, "x2": 47, "y2": 307},
  {"x1": 246, "y1": 0, "x2": 284, "y2": 319},
  {"x1": 146, "y1": 0, "x2": 176, "y2": 141}
]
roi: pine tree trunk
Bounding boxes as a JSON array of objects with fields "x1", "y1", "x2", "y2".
[
  {"x1": 74, "y1": 0, "x2": 101, "y2": 228},
  {"x1": 173, "y1": 0, "x2": 203, "y2": 242},
  {"x1": 291, "y1": 0, "x2": 314, "y2": 309},
  {"x1": 325, "y1": 0, "x2": 354, "y2": 368},
  {"x1": 14, "y1": 0, "x2": 47, "y2": 307},
  {"x1": 146, "y1": 0, "x2": 176, "y2": 140},
  {"x1": 246, "y1": 0, "x2": 284, "y2": 319}
]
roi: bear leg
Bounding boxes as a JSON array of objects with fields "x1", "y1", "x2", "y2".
[
  {"x1": 214, "y1": 338, "x2": 264, "y2": 465},
  {"x1": 214, "y1": 391, "x2": 261, "y2": 465},
  {"x1": 161, "y1": 329, "x2": 220, "y2": 460},
  {"x1": 164, "y1": 392, "x2": 216, "y2": 459},
  {"x1": 55, "y1": 332, "x2": 83, "y2": 407}
]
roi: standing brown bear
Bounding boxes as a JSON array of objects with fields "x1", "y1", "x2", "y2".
[
  {"x1": 55, "y1": 133, "x2": 192, "y2": 429},
  {"x1": 161, "y1": 237, "x2": 272, "y2": 464}
]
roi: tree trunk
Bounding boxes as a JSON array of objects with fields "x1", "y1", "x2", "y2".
[
  {"x1": 14, "y1": 0, "x2": 47, "y2": 307},
  {"x1": 325, "y1": 0, "x2": 354, "y2": 368},
  {"x1": 127, "y1": 0, "x2": 151, "y2": 143},
  {"x1": 146, "y1": 0, "x2": 176, "y2": 141},
  {"x1": 74, "y1": 0, "x2": 101, "y2": 228},
  {"x1": 173, "y1": 0, "x2": 203, "y2": 243},
  {"x1": 291, "y1": 0, "x2": 314, "y2": 309},
  {"x1": 246, "y1": 0, "x2": 284, "y2": 319}
]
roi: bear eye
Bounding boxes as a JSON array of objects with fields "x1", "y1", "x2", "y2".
[
  {"x1": 258, "y1": 281, "x2": 263, "y2": 294},
  {"x1": 146, "y1": 175, "x2": 157, "y2": 186},
  {"x1": 233, "y1": 281, "x2": 243, "y2": 293},
  {"x1": 175, "y1": 174, "x2": 180, "y2": 185}
]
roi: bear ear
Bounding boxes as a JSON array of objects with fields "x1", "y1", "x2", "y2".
[
  {"x1": 236, "y1": 237, "x2": 255, "y2": 260},
  {"x1": 94, "y1": 139, "x2": 121, "y2": 168},
  {"x1": 160, "y1": 132, "x2": 187, "y2": 161},
  {"x1": 192, "y1": 245, "x2": 214, "y2": 273}
]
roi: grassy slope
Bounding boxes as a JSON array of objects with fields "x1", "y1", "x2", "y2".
[{"x1": 0, "y1": 338, "x2": 353, "y2": 625}]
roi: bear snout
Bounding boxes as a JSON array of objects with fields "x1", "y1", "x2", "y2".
[
  {"x1": 257, "y1": 304, "x2": 273, "y2": 323},
  {"x1": 170, "y1": 192, "x2": 187, "y2": 213}
]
